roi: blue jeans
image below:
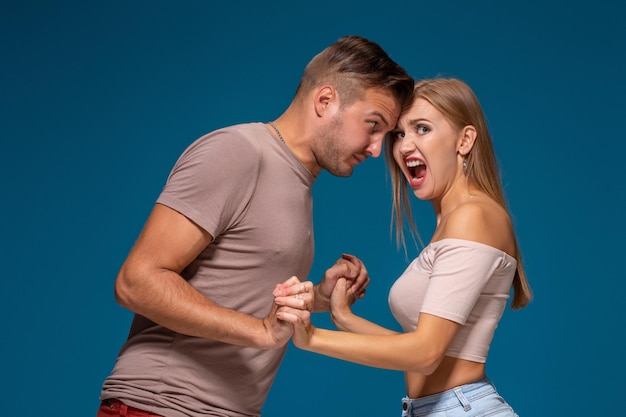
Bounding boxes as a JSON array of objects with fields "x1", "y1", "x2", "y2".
[{"x1": 401, "y1": 378, "x2": 518, "y2": 416}]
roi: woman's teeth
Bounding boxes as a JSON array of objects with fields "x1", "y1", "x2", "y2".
[{"x1": 406, "y1": 160, "x2": 425, "y2": 181}]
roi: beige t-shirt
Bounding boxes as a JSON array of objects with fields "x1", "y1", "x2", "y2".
[
  {"x1": 388, "y1": 238, "x2": 516, "y2": 363},
  {"x1": 101, "y1": 123, "x2": 315, "y2": 417}
]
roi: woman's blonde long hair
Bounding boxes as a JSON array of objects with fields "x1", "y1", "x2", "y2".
[{"x1": 384, "y1": 78, "x2": 532, "y2": 309}]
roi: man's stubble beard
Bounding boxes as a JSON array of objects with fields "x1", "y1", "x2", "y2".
[{"x1": 313, "y1": 114, "x2": 354, "y2": 178}]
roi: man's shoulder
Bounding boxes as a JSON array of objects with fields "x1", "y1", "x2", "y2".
[
  {"x1": 188, "y1": 122, "x2": 267, "y2": 153},
  {"x1": 211, "y1": 122, "x2": 265, "y2": 139}
]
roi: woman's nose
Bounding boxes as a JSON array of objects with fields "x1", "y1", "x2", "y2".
[{"x1": 398, "y1": 136, "x2": 416, "y2": 155}]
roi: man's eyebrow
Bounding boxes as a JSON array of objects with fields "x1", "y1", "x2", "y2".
[{"x1": 370, "y1": 111, "x2": 390, "y2": 127}]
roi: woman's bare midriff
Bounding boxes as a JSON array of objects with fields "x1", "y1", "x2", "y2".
[{"x1": 405, "y1": 356, "x2": 486, "y2": 398}]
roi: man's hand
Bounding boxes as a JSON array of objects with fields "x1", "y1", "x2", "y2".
[
  {"x1": 262, "y1": 301, "x2": 294, "y2": 349},
  {"x1": 273, "y1": 276, "x2": 316, "y2": 350}
]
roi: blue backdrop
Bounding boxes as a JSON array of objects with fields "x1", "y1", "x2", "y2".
[{"x1": 2, "y1": 1, "x2": 624, "y2": 416}]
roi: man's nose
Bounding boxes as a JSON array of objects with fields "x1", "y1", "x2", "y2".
[{"x1": 366, "y1": 137, "x2": 383, "y2": 158}]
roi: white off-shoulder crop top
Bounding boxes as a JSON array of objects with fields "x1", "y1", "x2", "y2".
[{"x1": 388, "y1": 239, "x2": 517, "y2": 363}]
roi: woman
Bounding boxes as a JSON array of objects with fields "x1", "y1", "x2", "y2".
[{"x1": 275, "y1": 78, "x2": 532, "y2": 416}]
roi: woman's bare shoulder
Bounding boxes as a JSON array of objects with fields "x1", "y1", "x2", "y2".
[{"x1": 438, "y1": 197, "x2": 515, "y2": 255}]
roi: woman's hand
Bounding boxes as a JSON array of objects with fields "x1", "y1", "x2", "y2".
[
  {"x1": 274, "y1": 276, "x2": 317, "y2": 349},
  {"x1": 315, "y1": 254, "x2": 370, "y2": 311},
  {"x1": 330, "y1": 277, "x2": 356, "y2": 329},
  {"x1": 273, "y1": 276, "x2": 314, "y2": 326}
]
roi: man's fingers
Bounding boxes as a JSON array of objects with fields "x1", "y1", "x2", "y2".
[{"x1": 276, "y1": 307, "x2": 310, "y2": 326}]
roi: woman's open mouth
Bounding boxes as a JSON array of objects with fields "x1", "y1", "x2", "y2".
[{"x1": 405, "y1": 158, "x2": 426, "y2": 185}]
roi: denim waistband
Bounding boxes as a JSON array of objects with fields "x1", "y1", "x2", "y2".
[{"x1": 401, "y1": 377, "x2": 496, "y2": 414}]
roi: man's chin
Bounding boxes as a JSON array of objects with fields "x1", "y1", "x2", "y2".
[{"x1": 324, "y1": 161, "x2": 354, "y2": 177}]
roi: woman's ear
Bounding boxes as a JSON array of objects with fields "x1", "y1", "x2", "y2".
[{"x1": 458, "y1": 125, "x2": 477, "y2": 156}]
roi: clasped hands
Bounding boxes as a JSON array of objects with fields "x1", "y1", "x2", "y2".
[{"x1": 272, "y1": 253, "x2": 369, "y2": 347}]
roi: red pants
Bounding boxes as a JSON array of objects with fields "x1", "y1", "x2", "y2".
[{"x1": 97, "y1": 399, "x2": 163, "y2": 417}]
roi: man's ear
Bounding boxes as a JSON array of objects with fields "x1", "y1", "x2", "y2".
[
  {"x1": 458, "y1": 125, "x2": 477, "y2": 156},
  {"x1": 314, "y1": 85, "x2": 338, "y2": 117}
]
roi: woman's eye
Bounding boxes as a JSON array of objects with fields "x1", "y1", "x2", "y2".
[
  {"x1": 393, "y1": 131, "x2": 405, "y2": 140},
  {"x1": 417, "y1": 125, "x2": 429, "y2": 134}
]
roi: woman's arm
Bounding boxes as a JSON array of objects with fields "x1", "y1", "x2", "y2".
[
  {"x1": 283, "y1": 311, "x2": 460, "y2": 374},
  {"x1": 330, "y1": 278, "x2": 398, "y2": 335}
]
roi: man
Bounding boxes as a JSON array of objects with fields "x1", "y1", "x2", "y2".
[{"x1": 98, "y1": 35, "x2": 413, "y2": 417}]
